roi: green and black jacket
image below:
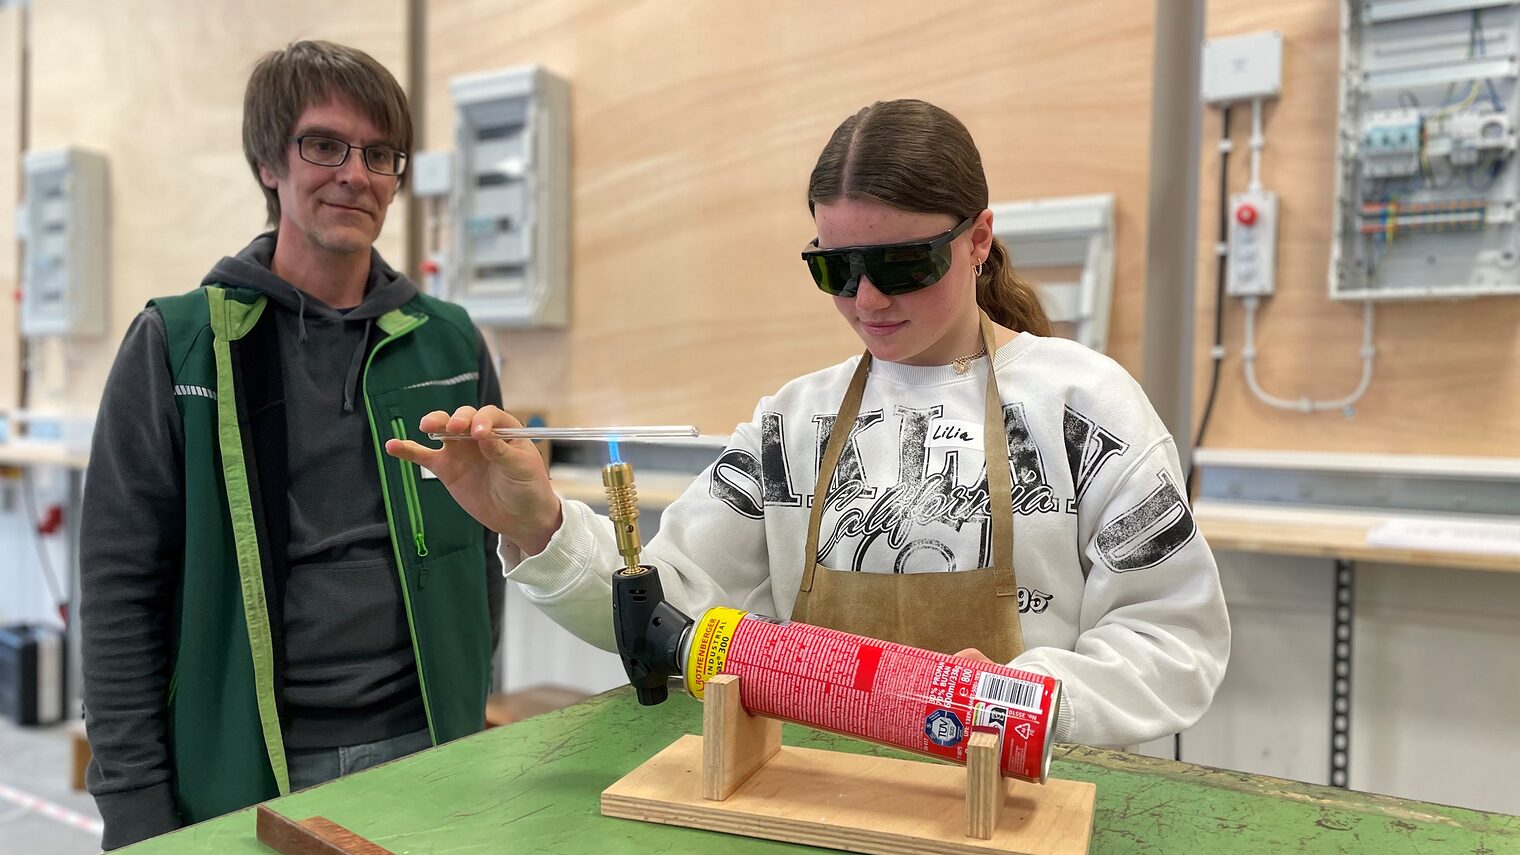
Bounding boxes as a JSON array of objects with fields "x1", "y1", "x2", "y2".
[{"x1": 82, "y1": 279, "x2": 501, "y2": 843}]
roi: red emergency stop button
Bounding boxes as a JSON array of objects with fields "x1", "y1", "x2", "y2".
[{"x1": 1236, "y1": 203, "x2": 1258, "y2": 226}]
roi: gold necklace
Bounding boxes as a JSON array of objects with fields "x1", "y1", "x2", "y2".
[{"x1": 951, "y1": 345, "x2": 987, "y2": 375}]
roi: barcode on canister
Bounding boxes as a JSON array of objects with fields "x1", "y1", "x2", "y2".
[{"x1": 973, "y1": 672, "x2": 1044, "y2": 713}]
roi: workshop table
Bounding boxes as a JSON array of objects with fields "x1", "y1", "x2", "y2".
[{"x1": 121, "y1": 687, "x2": 1517, "y2": 854}]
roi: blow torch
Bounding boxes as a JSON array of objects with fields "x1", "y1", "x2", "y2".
[
  {"x1": 604, "y1": 458, "x2": 1064, "y2": 784},
  {"x1": 604, "y1": 460, "x2": 692, "y2": 707}
]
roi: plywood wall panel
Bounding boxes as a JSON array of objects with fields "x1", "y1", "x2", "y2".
[
  {"x1": 427, "y1": 1, "x2": 1157, "y2": 433},
  {"x1": 28, "y1": 0, "x2": 408, "y2": 413}
]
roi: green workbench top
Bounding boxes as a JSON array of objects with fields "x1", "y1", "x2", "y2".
[{"x1": 123, "y1": 687, "x2": 1517, "y2": 854}]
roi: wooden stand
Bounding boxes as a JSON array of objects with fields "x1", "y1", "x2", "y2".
[{"x1": 602, "y1": 674, "x2": 1096, "y2": 854}]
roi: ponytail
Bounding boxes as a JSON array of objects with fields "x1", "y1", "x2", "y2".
[{"x1": 975, "y1": 237, "x2": 1051, "y2": 336}]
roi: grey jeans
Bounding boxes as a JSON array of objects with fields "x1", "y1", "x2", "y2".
[{"x1": 286, "y1": 727, "x2": 432, "y2": 792}]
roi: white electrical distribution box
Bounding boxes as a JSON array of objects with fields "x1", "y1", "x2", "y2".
[
  {"x1": 446, "y1": 65, "x2": 569, "y2": 327},
  {"x1": 1227, "y1": 190, "x2": 1279, "y2": 297},
  {"x1": 1331, "y1": 1, "x2": 1520, "y2": 300},
  {"x1": 18, "y1": 148, "x2": 108, "y2": 337},
  {"x1": 1201, "y1": 30, "x2": 1283, "y2": 104}
]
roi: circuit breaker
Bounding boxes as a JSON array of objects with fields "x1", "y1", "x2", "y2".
[
  {"x1": 445, "y1": 65, "x2": 569, "y2": 327},
  {"x1": 1360, "y1": 109, "x2": 1423, "y2": 179},
  {"x1": 1227, "y1": 191, "x2": 1278, "y2": 297},
  {"x1": 1332, "y1": 1, "x2": 1520, "y2": 300},
  {"x1": 18, "y1": 148, "x2": 108, "y2": 337}
]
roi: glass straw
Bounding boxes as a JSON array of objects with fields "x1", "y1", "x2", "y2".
[{"x1": 425, "y1": 425, "x2": 699, "y2": 442}]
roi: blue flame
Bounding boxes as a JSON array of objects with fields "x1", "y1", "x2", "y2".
[{"x1": 609, "y1": 439, "x2": 622, "y2": 464}]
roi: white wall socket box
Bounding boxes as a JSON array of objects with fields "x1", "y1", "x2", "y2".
[
  {"x1": 1202, "y1": 30, "x2": 1284, "y2": 104},
  {"x1": 410, "y1": 150, "x2": 454, "y2": 198}
]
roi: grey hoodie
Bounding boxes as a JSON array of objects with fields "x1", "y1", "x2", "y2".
[{"x1": 81, "y1": 233, "x2": 503, "y2": 848}]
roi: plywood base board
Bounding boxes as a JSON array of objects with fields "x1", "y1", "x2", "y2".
[{"x1": 601, "y1": 735, "x2": 1095, "y2": 855}]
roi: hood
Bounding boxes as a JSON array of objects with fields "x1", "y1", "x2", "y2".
[
  {"x1": 200, "y1": 232, "x2": 423, "y2": 413},
  {"x1": 200, "y1": 231, "x2": 419, "y2": 324}
]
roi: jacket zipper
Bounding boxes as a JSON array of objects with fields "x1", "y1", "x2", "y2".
[
  {"x1": 391, "y1": 415, "x2": 431, "y2": 588},
  {"x1": 360, "y1": 312, "x2": 437, "y2": 744}
]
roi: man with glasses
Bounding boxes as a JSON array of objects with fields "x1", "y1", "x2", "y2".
[{"x1": 80, "y1": 40, "x2": 503, "y2": 848}]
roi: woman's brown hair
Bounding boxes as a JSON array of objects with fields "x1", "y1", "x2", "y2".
[{"x1": 807, "y1": 100, "x2": 1051, "y2": 336}]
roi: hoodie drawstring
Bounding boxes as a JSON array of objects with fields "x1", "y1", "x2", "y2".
[
  {"x1": 343, "y1": 318, "x2": 373, "y2": 413},
  {"x1": 294, "y1": 288, "x2": 310, "y2": 343}
]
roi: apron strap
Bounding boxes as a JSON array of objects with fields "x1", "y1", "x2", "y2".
[
  {"x1": 800, "y1": 353, "x2": 873, "y2": 593},
  {"x1": 978, "y1": 312, "x2": 1018, "y2": 597}
]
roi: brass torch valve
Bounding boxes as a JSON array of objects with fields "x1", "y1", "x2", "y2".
[{"x1": 603, "y1": 461, "x2": 643, "y2": 570}]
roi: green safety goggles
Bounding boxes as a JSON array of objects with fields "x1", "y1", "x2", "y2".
[{"x1": 802, "y1": 216, "x2": 974, "y2": 297}]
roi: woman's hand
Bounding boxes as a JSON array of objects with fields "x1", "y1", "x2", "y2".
[
  {"x1": 385, "y1": 405, "x2": 563, "y2": 555},
  {"x1": 954, "y1": 648, "x2": 995, "y2": 664}
]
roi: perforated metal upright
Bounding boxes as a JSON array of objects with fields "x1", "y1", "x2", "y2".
[{"x1": 1329, "y1": 559, "x2": 1355, "y2": 789}]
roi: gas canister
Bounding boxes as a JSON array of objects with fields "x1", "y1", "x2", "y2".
[{"x1": 612, "y1": 566, "x2": 1061, "y2": 784}]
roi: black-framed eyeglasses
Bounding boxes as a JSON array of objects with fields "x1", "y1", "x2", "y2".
[
  {"x1": 802, "y1": 216, "x2": 975, "y2": 298},
  {"x1": 290, "y1": 135, "x2": 409, "y2": 177}
]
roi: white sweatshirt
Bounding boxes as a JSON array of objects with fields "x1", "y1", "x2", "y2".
[{"x1": 503, "y1": 333, "x2": 1230, "y2": 747}]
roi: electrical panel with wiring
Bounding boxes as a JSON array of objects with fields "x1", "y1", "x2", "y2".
[{"x1": 1332, "y1": 1, "x2": 1520, "y2": 299}]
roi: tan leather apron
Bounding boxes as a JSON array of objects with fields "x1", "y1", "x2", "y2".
[{"x1": 791, "y1": 314, "x2": 1026, "y2": 661}]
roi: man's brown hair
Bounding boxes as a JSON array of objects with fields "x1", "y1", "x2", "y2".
[{"x1": 243, "y1": 40, "x2": 412, "y2": 225}]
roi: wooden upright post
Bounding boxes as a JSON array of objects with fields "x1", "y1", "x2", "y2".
[
  {"x1": 701, "y1": 674, "x2": 782, "y2": 801},
  {"x1": 965, "y1": 730, "x2": 1008, "y2": 839}
]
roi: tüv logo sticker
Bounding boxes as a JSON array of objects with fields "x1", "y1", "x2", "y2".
[{"x1": 924, "y1": 710, "x2": 964, "y2": 747}]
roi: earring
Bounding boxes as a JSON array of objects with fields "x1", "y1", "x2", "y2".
[{"x1": 974, "y1": 259, "x2": 985, "y2": 277}]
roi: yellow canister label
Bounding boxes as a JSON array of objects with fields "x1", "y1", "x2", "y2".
[{"x1": 683, "y1": 607, "x2": 747, "y2": 700}]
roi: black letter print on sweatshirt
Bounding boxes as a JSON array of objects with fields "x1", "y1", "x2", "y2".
[
  {"x1": 1063, "y1": 407, "x2": 1129, "y2": 514},
  {"x1": 709, "y1": 412, "x2": 802, "y2": 519},
  {"x1": 809, "y1": 410, "x2": 884, "y2": 506},
  {"x1": 1002, "y1": 403, "x2": 1061, "y2": 514},
  {"x1": 1094, "y1": 471, "x2": 1197, "y2": 572}
]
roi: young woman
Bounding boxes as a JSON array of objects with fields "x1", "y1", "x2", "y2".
[{"x1": 387, "y1": 99, "x2": 1229, "y2": 747}]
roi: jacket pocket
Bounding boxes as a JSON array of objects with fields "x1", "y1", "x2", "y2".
[{"x1": 390, "y1": 416, "x2": 431, "y2": 587}]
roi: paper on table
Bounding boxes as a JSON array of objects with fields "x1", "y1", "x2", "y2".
[{"x1": 1366, "y1": 517, "x2": 1520, "y2": 558}]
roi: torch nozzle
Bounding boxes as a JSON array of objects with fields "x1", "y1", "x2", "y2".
[{"x1": 603, "y1": 461, "x2": 642, "y2": 569}]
